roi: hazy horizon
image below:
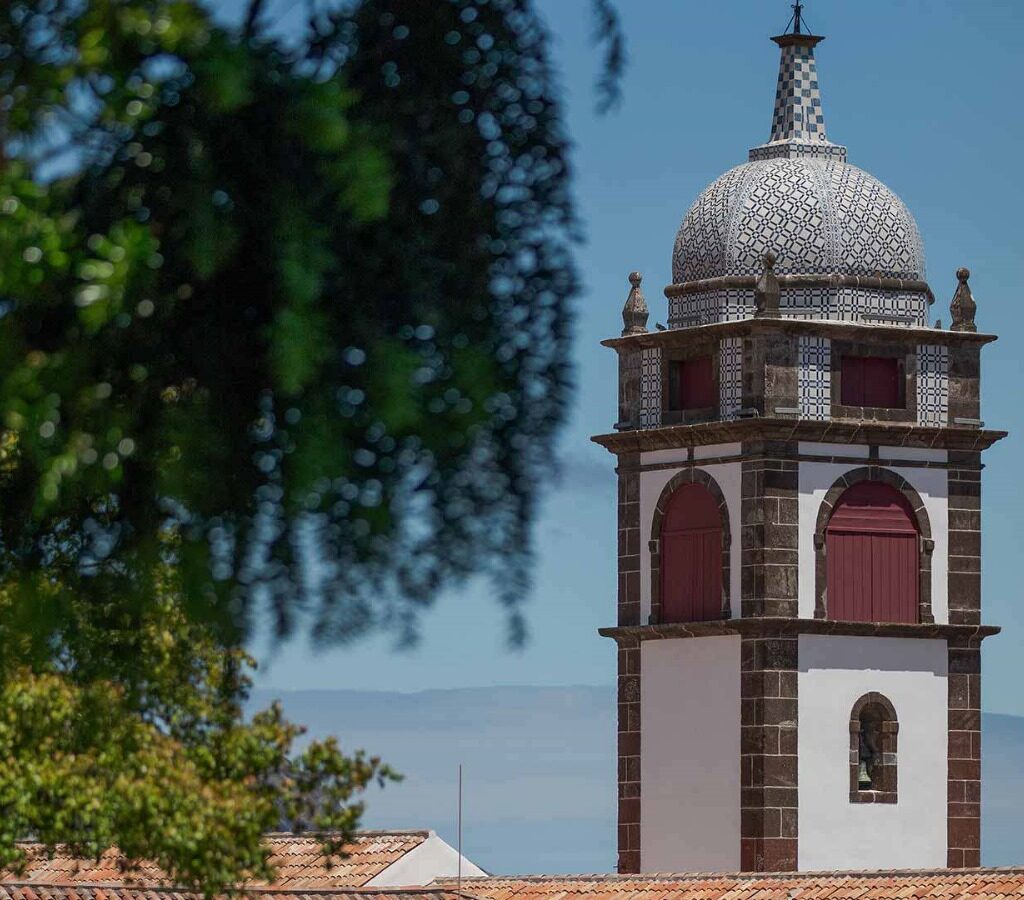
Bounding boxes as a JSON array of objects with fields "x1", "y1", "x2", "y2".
[{"x1": 253, "y1": 685, "x2": 1024, "y2": 874}]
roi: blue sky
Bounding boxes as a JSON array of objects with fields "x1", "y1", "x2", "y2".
[{"x1": 251, "y1": 1, "x2": 1024, "y2": 714}]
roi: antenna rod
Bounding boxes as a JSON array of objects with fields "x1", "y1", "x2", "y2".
[{"x1": 457, "y1": 763, "x2": 463, "y2": 898}]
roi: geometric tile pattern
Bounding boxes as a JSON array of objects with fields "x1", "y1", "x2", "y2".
[
  {"x1": 798, "y1": 336, "x2": 831, "y2": 420},
  {"x1": 749, "y1": 140, "x2": 847, "y2": 162},
  {"x1": 638, "y1": 347, "x2": 662, "y2": 429},
  {"x1": 719, "y1": 337, "x2": 743, "y2": 419},
  {"x1": 917, "y1": 344, "x2": 949, "y2": 427},
  {"x1": 770, "y1": 41, "x2": 829, "y2": 144},
  {"x1": 668, "y1": 33, "x2": 928, "y2": 328},
  {"x1": 672, "y1": 158, "x2": 926, "y2": 286},
  {"x1": 669, "y1": 286, "x2": 929, "y2": 329},
  {"x1": 670, "y1": 288, "x2": 751, "y2": 328}
]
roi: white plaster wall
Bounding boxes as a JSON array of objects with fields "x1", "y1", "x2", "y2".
[
  {"x1": 798, "y1": 635, "x2": 948, "y2": 871},
  {"x1": 695, "y1": 442, "x2": 742, "y2": 461},
  {"x1": 799, "y1": 442, "x2": 870, "y2": 459},
  {"x1": 639, "y1": 459, "x2": 742, "y2": 622},
  {"x1": 641, "y1": 636, "x2": 741, "y2": 872},
  {"x1": 797, "y1": 453, "x2": 949, "y2": 622},
  {"x1": 640, "y1": 443, "x2": 741, "y2": 467},
  {"x1": 367, "y1": 833, "x2": 487, "y2": 886},
  {"x1": 879, "y1": 446, "x2": 948, "y2": 463}
]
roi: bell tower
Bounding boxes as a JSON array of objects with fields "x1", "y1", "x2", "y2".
[{"x1": 595, "y1": 19, "x2": 1005, "y2": 875}]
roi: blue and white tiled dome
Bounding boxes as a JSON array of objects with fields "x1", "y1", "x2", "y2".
[
  {"x1": 667, "y1": 32, "x2": 931, "y2": 328},
  {"x1": 672, "y1": 157, "x2": 925, "y2": 284}
]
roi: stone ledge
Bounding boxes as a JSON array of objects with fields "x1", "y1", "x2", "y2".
[
  {"x1": 592, "y1": 418, "x2": 1007, "y2": 455},
  {"x1": 598, "y1": 618, "x2": 1001, "y2": 644},
  {"x1": 601, "y1": 317, "x2": 997, "y2": 352}
]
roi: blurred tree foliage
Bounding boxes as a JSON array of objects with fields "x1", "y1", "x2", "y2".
[
  {"x1": 0, "y1": 0, "x2": 618, "y2": 649},
  {"x1": 0, "y1": 0, "x2": 624, "y2": 889}
]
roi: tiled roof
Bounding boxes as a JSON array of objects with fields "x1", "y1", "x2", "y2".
[
  {"x1": 436, "y1": 869, "x2": 1024, "y2": 900},
  {"x1": 3, "y1": 832, "x2": 431, "y2": 889},
  {"x1": 0, "y1": 889, "x2": 458, "y2": 900},
  {"x1": 9, "y1": 856, "x2": 1024, "y2": 900}
]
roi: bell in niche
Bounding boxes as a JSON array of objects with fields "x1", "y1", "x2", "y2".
[{"x1": 858, "y1": 708, "x2": 882, "y2": 790}]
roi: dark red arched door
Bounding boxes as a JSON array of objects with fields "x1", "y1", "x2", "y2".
[
  {"x1": 826, "y1": 481, "x2": 919, "y2": 623},
  {"x1": 660, "y1": 483, "x2": 722, "y2": 623}
]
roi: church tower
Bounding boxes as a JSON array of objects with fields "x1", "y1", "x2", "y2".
[{"x1": 595, "y1": 13, "x2": 1005, "y2": 876}]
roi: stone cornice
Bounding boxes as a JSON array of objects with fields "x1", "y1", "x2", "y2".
[
  {"x1": 599, "y1": 618, "x2": 1001, "y2": 644},
  {"x1": 771, "y1": 33, "x2": 826, "y2": 49},
  {"x1": 664, "y1": 272, "x2": 933, "y2": 301},
  {"x1": 600, "y1": 316, "x2": 997, "y2": 352},
  {"x1": 591, "y1": 418, "x2": 1007, "y2": 455}
]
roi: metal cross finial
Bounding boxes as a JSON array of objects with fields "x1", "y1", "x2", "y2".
[{"x1": 792, "y1": 2, "x2": 804, "y2": 34}]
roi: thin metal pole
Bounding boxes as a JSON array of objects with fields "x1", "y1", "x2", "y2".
[{"x1": 457, "y1": 764, "x2": 463, "y2": 897}]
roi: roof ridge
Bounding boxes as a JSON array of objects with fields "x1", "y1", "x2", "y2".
[
  {"x1": 438, "y1": 866, "x2": 1024, "y2": 883},
  {"x1": 264, "y1": 831, "x2": 432, "y2": 839},
  {"x1": 0, "y1": 882, "x2": 453, "y2": 895},
  {"x1": 15, "y1": 831, "x2": 433, "y2": 848}
]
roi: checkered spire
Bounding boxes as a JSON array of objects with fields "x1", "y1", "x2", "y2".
[
  {"x1": 769, "y1": 34, "x2": 827, "y2": 143},
  {"x1": 748, "y1": 32, "x2": 846, "y2": 163}
]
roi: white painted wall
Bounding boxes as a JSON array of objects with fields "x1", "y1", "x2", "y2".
[
  {"x1": 799, "y1": 442, "x2": 870, "y2": 459},
  {"x1": 797, "y1": 454, "x2": 949, "y2": 622},
  {"x1": 797, "y1": 635, "x2": 948, "y2": 871},
  {"x1": 641, "y1": 636, "x2": 741, "y2": 872},
  {"x1": 367, "y1": 832, "x2": 487, "y2": 886},
  {"x1": 638, "y1": 459, "x2": 742, "y2": 622},
  {"x1": 879, "y1": 446, "x2": 948, "y2": 463}
]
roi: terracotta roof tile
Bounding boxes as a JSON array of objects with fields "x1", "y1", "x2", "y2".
[
  {"x1": 433, "y1": 871, "x2": 1024, "y2": 900},
  {"x1": 8, "y1": 855, "x2": 1024, "y2": 900},
  {"x1": 2, "y1": 833, "x2": 431, "y2": 890}
]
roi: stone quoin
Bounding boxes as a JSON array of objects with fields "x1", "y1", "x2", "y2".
[{"x1": 597, "y1": 9, "x2": 1006, "y2": 877}]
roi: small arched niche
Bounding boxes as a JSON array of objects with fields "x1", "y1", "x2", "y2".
[{"x1": 849, "y1": 693, "x2": 899, "y2": 804}]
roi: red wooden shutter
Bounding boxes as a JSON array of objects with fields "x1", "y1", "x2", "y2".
[
  {"x1": 863, "y1": 357, "x2": 900, "y2": 408},
  {"x1": 826, "y1": 482, "x2": 919, "y2": 623},
  {"x1": 841, "y1": 356, "x2": 900, "y2": 408},
  {"x1": 841, "y1": 356, "x2": 866, "y2": 406},
  {"x1": 661, "y1": 484, "x2": 722, "y2": 623},
  {"x1": 678, "y1": 356, "x2": 715, "y2": 410}
]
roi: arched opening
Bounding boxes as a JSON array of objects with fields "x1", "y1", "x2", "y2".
[
  {"x1": 660, "y1": 483, "x2": 723, "y2": 623},
  {"x1": 825, "y1": 481, "x2": 919, "y2": 623},
  {"x1": 849, "y1": 693, "x2": 899, "y2": 803}
]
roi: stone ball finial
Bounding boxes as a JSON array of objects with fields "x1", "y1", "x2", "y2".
[
  {"x1": 950, "y1": 266, "x2": 977, "y2": 333},
  {"x1": 621, "y1": 270, "x2": 649, "y2": 336},
  {"x1": 754, "y1": 250, "x2": 781, "y2": 318}
]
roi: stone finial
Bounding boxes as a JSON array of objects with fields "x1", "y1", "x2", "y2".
[
  {"x1": 621, "y1": 271, "x2": 649, "y2": 336},
  {"x1": 753, "y1": 251, "x2": 781, "y2": 318},
  {"x1": 950, "y1": 267, "x2": 977, "y2": 333}
]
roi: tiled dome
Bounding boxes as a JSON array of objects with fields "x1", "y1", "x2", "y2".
[{"x1": 672, "y1": 157, "x2": 925, "y2": 285}]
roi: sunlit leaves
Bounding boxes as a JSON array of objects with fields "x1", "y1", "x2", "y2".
[{"x1": 0, "y1": 576, "x2": 395, "y2": 897}]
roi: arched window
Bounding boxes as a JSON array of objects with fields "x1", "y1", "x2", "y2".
[
  {"x1": 660, "y1": 483, "x2": 722, "y2": 623},
  {"x1": 825, "y1": 481, "x2": 919, "y2": 623},
  {"x1": 849, "y1": 693, "x2": 898, "y2": 803}
]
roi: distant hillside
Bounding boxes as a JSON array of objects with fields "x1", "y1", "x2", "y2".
[{"x1": 251, "y1": 686, "x2": 1024, "y2": 875}]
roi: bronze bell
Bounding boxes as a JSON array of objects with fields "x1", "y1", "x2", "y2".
[{"x1": 858, "y1": 759, "x2": 872, "y2": 790}]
